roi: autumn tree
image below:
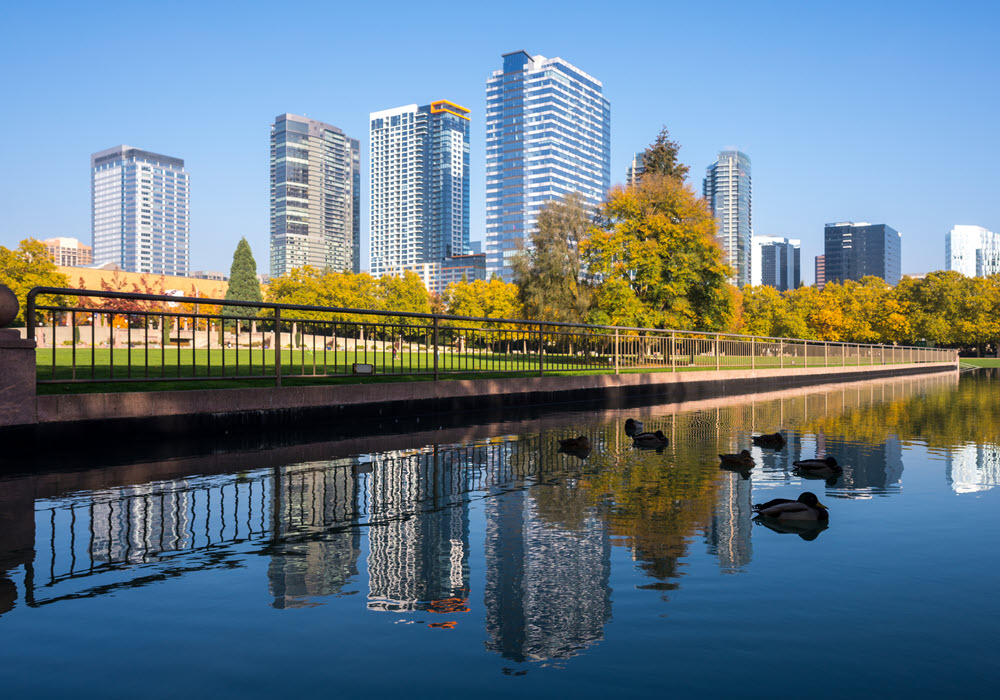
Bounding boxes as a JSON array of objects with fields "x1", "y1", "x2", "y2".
[
  {"x1": 444, "y1": 277, "x2": 521, "y2": 349},
  {"x1": 582, "y1": 174, "x2": 735, "y2": 331},
  {"x1": 636, "y1": 126, "x2": 690, "y2": 183},
  {"x1": 221, "y1": 238, "x2": 263, "y2": 327},
  {"x1": 511, "y1": 192, "x2": 592, "y2": 324},
  {"x1": 0, "y1": 238, "x2": 70, "y2": 325}
]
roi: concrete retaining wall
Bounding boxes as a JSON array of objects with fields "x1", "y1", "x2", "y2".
[{"x1": 36, "y1": 361, "x2": 956, "y2": 427}]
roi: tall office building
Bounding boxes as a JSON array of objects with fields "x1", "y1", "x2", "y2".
[
  {"x1": 270, "y1": 114, "x2": 360, "y2": 277},
  {"x1": 824, "y1": 222, "x2": 901, "y2": 285},
  {"x1": 369, "y1": 101, "x2": 471, "y2": 278},
  {"x1": 946, "y1": 225, "x2": 1000, "y2": 277},
  {"x1": 91, "y1": 146, "x2": 190, "y2": 276},
  {"x1": 815, "y1": 254, "x2": 826, "y2": 290},
  {"x1": 751, "y1": 235, "x2": 800, "y2": 290},
  {"x1": 485, "y1": 51, "x2": 611, "y2": 282},
  {"x1": 703, "y1": 150, "x2": 752, "y2": 287}
]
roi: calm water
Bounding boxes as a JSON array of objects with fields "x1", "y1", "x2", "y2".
[{"x1": 2, "y1": 370, "x2": 999, "y2": 698}]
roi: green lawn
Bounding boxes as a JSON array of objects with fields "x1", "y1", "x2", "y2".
[
  {"x1": 33, "y1": 346, "x2": 945, "y2": 394},
  {"x1": 960, "y1": 358, "x2": 1000, "y2": 367}
]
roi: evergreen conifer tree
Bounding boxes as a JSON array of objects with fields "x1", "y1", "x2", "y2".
[{"x1": 221, "y1": 238, "x2": 263, "y2": 327}]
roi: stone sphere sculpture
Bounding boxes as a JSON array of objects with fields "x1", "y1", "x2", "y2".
[{"x1": 0, "y1": 284, "x2": 18, "y2": 328}]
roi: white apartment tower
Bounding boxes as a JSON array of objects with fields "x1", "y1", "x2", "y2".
[
  {"x1": 91, "y1": 146, "x2": 190, "y2": 276},
  {"x1": 369, "y1": 101, "x2": 470, "y2": 278},
  {"x1": 946, "y1": 225, "x2": 1000, "y2": 277}
]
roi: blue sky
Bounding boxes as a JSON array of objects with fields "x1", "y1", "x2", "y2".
[{"x1": 1, "y1": 0, "x2": 997, "y2": 282}]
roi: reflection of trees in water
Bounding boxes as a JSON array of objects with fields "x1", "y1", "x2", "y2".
[{"x1": 800, "y1": 372, "x2": 987, "y2": 449}]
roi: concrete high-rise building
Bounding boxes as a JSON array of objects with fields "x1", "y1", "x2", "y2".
[
  {"x1": 269, "y1": 114, "x2": 360, "y2": 277},
  {"x1": 91, "y1": 146, "x2": 190, "y2": 276},
  {"x1": 626, "y1": 152, "x2": 645, "y2": 187},
  {"x1": 703, "y1": 150, "x2": 752, "y2": 287},
  {"x1": 751, "y1": 236, "x2": 800, "y2": 290},
  {"x1": 43, "y1": 237, "x2": 93, "y2": 267},
  {"x1": 369, "y1": 101, "x2": 471, "y2": 278},
  {"x1": 946, "y1": 225, "x2": 1000, "y2": 277},
  {"x1": 824, "y1": 222, "x2": 901, "y2": 285},
  {"x1": 815, "y1": 254, "x2": 826, "y2": 290},
  {"x1": 485, "y1": 51, "x2": 611, "y2": 282}
]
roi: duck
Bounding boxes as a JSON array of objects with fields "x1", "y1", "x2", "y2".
[
  {"x1": 792, "y1": 456, "x2": 843, "y2": 477},
  {"x1": 751, "y1": 432, "x2": 786, "y2": 448},
  {"x1": 718, "y1": 449, "x2": 755, "y2": 468},
  {"x1": 632, "y1": 430, "x2": 669, "y2": 448},
  {"x1": 558, "y1": 435, "x2": 591, "y2": 451},
  {"x1": 624, "y1": 418, "x2": 644, "y2": 437},
  {"x1": 752, "y1": 491, "x2": 829, "y2": 521}
]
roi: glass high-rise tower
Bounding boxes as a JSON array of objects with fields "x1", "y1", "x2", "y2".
[
  {"x1": 751, "y1": 235, "x2": 800, "y2": 291},
  {"x1": 824, "y1": 222, "x2": 901, "y2": 285},
  {"x1": 269, "y1": 114, "x2": 360, "y2": 277},
  {"x1": 703, "y1": 150, "x2": 752, "y2": 287},
  {"x1": 485, "y1": 51, "x2": 611, "y2": 282},
  {"x1": 369, "y1": 101, "x2": 470, "y2": 277},
  {"x1": 91, "y1": 146, "x2": 190, "y2": 276}
]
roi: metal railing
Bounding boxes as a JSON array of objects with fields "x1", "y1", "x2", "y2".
[{"x1": 26, "y1": 286, "x2": 957, "y2": 387}]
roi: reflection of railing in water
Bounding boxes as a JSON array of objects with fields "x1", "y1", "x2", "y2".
[
  {"x1": 27, "y1": 437, "x2": 578, "y2": 609},
  {"x1": 25, "y1": 370, "x2": 960, "y2": 609}
]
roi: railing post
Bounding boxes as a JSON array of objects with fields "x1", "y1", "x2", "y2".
[
  {"x1": 779, "y1": 340, "x2": 784, "y2": 369},
  {"x1": 26, "y1": 289, "x2": 36, "y2": 344},
  {"x1": 274, "y1": 307, "x2": 282, "y2": 387},
  {"x1": 715, "y1": 334, "x2": 720, "y2": 371},
  {"x1": 538, "y1": 324, "x2": 544, "y2": 378},
  {"x1": 751, "y1": 336, "x2": 755, "y2": 370},
  {"x1": 857, "y1": 344, "x2": 861, "y2": 366},
  {"x1": 614, "y1": 329, "x2": 620, "y2": 375},
  {"x1": 670, "y1": 332, "x2": 675, "y2": 373},
  {"x1": 824, "y1": 341, "x2": 828, "y2": 367},
  {"x1": 433, "y1": 317, "x2": 439, "y2": 380}
]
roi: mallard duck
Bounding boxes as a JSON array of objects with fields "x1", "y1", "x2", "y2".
[
  {"x1": 718, "y1": 449, "x2": 755, "y2": 468},
  {"x1": 624, "y1": 418, "x2": 644, "y2": 437},
  {"x1": 792, "y1": 456, "x2": 843, "y2": 477},
  {"x1": 751, "y1": 432, "x2": 786, "y2": 448},
  {"x1": 752, "y1": 491, "x2": 829, "y2": 521},
  {"x1": 558, "y1": 435, "x2": 591, "y2": 451},
  {"x1": 632, "y1": 430, "x2": 669, "y2": 448}
]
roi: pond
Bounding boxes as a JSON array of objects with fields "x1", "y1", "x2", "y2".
[{"x1": 1, "y1": 369, "x2": 998, "y2": 698}]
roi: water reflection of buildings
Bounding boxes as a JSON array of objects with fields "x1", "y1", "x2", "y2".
[
  {"x1": 268, "y1": 465, "x2": 362, "y2": 609},
  {"x1": 817, "y1": 434, "x2": 904, "y2": 494},
  {"x1": 947, "y1": 444, "x2": 1000, "y2": 493},
  {"x1": 366, "y1": 447, "x2": 471, "y2": 613},
  {"x1": 484, "y1": 493, "x2": 611, "y2": 662},
  {"x1": 705, "y1": 471, "x2": 753, "y2": 573}
]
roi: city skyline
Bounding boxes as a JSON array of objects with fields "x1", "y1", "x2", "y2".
[{"x1": 2, "y1": 1, "x2": 998, "y2": 283}]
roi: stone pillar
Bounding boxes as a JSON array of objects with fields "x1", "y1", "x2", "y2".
[
  {"x1": 0, "y1": 284, "x2": 38, "y2": 428},
  {"x1": 0, "y1": 330, "x2": 37, "y2": 427},
  {"x1": 0, "y1": 328, "x2": 38, "y2": 427}
]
